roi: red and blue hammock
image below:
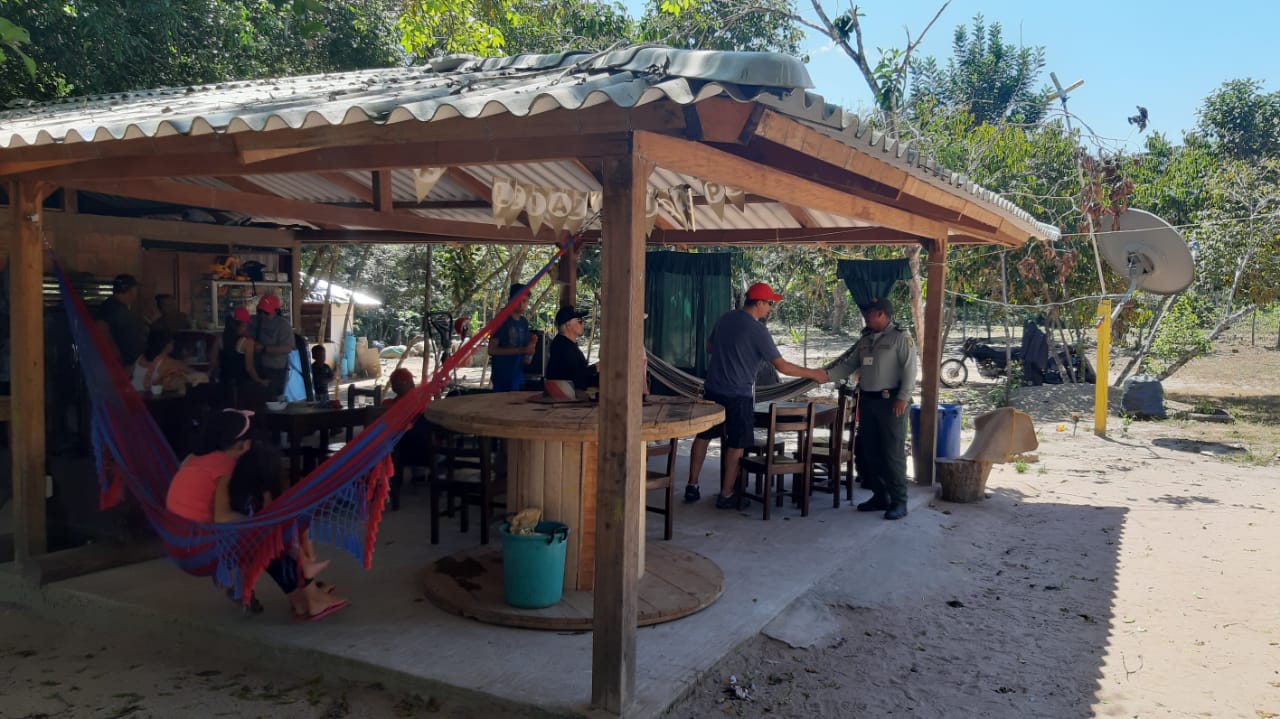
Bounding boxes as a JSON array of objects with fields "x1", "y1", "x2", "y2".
[{"x1": 56, "y1": 238, "x2": 573, "y2": 603}]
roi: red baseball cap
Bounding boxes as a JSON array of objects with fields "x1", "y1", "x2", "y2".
[
  {"x1": 231, "y1": 307, "x2": 251, "y2": 323},
  {"x1": 257, "y1": 294, "x2": 281, "y2": 314},
  {"x1": 745, "y1": 282, "x2": 782, "y2": 302}
]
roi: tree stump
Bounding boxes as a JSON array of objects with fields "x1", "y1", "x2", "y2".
[{"x1": 935, "y1": 458, "x2": 993, "y2": 503}]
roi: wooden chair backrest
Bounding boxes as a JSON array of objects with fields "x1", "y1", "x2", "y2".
[
  {"x1": 646, "y1": 438, "x2": 679, "y2": 479},
  {"x1": 765, "y1": 403, "x2": 816, "y2": 464},
  {"x1": 347, "y1": 384, "x2": 384, "y2": 409}
]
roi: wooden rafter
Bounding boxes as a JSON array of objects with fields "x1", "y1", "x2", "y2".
[
  {"x1": 64, "y1": 178, "x2": 550, "y2": 243},
  {"x1": 0, "y1": 102, "x2": 687, "y2": 175},
  {"x1": 635, "y1": 131, "x2": 954, "y2": 241}
]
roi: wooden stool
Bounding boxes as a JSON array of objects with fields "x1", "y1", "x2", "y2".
[{"x1": 935, "y1": 458, "x2": 993, "y2": 502}]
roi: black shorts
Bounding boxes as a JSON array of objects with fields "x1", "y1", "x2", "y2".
[{"x1": 697, "y1": 391, "x2": 755, "y2": 449}]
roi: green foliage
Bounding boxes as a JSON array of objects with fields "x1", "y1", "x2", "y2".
[
  {"x1": 908, "y1": 15, "x2": 1048, "y2": 128},
  {"x1": 1012, "y1": 459, "x2": 1028, "y2": 474},
  {"x1": 0, "y1": 0, "x2": 404, "y2": 103},
  {"x1": 637, "y1": 0, "x2": 803, "y2": 55},
  {"x1": 0, "y1": 15, "x2": 34, "y2": 77},
  {"x1": 398, "y1": 0, "x2": 512, "y2": 56},
  {"x1": 1147, "y1": 294, "x2": 1209, "y2": 372},
  {"x1": 1195, "y1": 78, "x2": 1280, "y2": 161}
]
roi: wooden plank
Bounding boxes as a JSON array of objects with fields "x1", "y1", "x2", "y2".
[
  {"x1": 753, "y1": 110, "x2": 1047, "y2": 243},
  {"x1": 916, "y1": 238, "x2": 948, "y2": 487},
  {"x1": 578, "y1": 442, "x2": 597, "y2": 592},
  {"x1": 10, "y1": 180, "x2": 49, "y2": 564},
  {"x1": 372, "y1": 170, "x2": 394, "y2": 213},
  {"x1": 63, "y1": 178, "x2": 546, "y2": 243},
  {"x1": 0, "y1": 396, "x2": 9, "y2": 422},
  {"x1": 591, "y1": 152, "x2": 649, "y2": 714},
  {"x1": 25, "y1": 133, "x2": 633, "y2": 185},
  {"x1": 560, "y1": 441, "x2": 583, "y2": 595},
  {"x1": 692, "y1": 97, "x2": 760, "y2": 144},
  {"x1": 1, "y1": 102, "x2": 687, "y2": 176},
  {"x1": 634, "y1": 131, "x2": 952, "y2": 241},
  {"x1": 38, "y1": 212, "x2": 299, "y2": 248}
]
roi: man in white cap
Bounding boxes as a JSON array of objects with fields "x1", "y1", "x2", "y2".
[{"x1": 684, "y1": 282, "x2": 829, "y2": 509}]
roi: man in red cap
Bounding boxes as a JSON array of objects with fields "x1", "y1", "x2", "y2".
[
  {"x1": 249, "y1": 293, "x2": 293, "y2": 398},
  {"x1": 685, "y1": 282, "x2": 830, "y2": 509}
]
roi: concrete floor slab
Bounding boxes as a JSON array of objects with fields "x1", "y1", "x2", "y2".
[{"x1": 2, "y1": 454, "x2": 934, "y2": 718}]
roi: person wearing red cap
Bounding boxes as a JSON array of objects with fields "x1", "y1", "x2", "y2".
[
  {"x1": 685, "y1": 282, "x2": 830, "y2": 509},
  {"x1": 249, "y1": 293, "x2": 293, "y2": 399},
  {"x1": 218, "y1": 306, "x2": 270, "y2": 408}
]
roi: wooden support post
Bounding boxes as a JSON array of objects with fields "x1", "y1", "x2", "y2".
[
  {"x1": 372, "y1": 170, "x2": 394, "y2": 213},
  {"x1": 290, "y1": 242, "x2": 302, "y2": 333},
  {"x1": 592, "y1": 151, "x2": 651, "y2": 715},
  {"x1": 559, "y1": 240, "x2": 578, "y2": 308},
  {"x1": 10, "y1": 180, "x2": 50, "y2": 565},
  {"x1": 423, "y1": 246, "x2": 432, "y2": 380},
  {"x1": 916, "y1": 238, "x2": 948, "y2": 487}
]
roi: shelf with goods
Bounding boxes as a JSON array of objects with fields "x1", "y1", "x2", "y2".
[{"x1": 200, "y1": 281, "x2": 293, "y2": 329}]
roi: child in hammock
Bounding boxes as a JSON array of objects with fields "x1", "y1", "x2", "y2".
[
  {"x1": 166, "y1": 409, "x2": 347, "y2": 621},
  {"x1": 228, "y1": 442, "x2": 332, "y2": 597}
]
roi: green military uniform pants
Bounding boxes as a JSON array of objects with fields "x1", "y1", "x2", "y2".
[{"x1": 854, "y1": 393, "x2": 908, "y2": 505}]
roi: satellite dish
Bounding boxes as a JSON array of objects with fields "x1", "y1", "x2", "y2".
[{"x1": 1096, "y1": 209, "x2": 1194, "y2": 295}]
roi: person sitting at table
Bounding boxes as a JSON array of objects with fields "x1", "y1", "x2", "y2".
[
  {"x1": 219, "y1": 308, "x2": 271, "y2": 409},
  {"x1": 545, "y1": 305, "x2": 595, "y2": 398},
  {"x1": 165, "y1": 409, "x2": 348, "y2": 621},
  {"x1": 311, "y1": 345, "x2": 335, "y2": 403},
  {"x1": 384, "y1": 368, "x2": 432, "y2": 482},
  {"x1": 132, "y1": 330, "x2": 196, "y2": 394},
  {"x1": 486, "y1": 283, "x2": 538, "y2": 392}
]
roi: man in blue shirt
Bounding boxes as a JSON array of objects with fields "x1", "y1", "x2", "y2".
[
  {"x1": 488, "y1": 283, "x2": 538, "y2": 392},
  {"x1": 685, "y1": 282, "x2": 830, "y2": 509}
]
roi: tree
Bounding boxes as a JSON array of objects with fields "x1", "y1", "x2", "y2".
[
  {"x1": 636, "y1": 0, "x2": 803, "y2": 55},
  {"x1": 0, "y1": 0, "x2": 404, "y2": 103},
  {"x1": 908, "y1": 15, "x2": 1048, "y2": 128},
  {"x1": 1194, "y1": 78, "x2": 1280, "y2": 162}
]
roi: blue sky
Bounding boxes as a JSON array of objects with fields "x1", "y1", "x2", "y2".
[{"x1": 622, "y1": 0, "x2": 1277, "y2": 151}]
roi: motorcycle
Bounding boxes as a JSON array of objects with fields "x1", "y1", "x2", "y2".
[{"x1": 940, "y1": 337, "x2": 1095, "y2": 388}]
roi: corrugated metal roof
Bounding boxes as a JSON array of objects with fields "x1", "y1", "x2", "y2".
[{"x1": 0, "y1": 46, "x2": 1058, "y2": 241}]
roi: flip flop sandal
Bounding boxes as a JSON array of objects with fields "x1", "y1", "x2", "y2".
[{"x1": 294, "y1": 599, "x2": 349, "y2": 622}]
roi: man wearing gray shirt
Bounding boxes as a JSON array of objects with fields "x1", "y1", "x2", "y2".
[
  {"x1": 248, "y1": 293, "x2": 293, "y2": 398},
  {"x1": 838, "y1": 297, "x2": 916, "y2": 520}
]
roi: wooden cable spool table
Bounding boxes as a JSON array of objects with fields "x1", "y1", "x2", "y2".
[{"x1": 423, "y1": 391, "x2": 723, "y2": 593}]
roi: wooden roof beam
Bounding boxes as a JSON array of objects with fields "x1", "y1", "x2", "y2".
[
  {"x1": 0, "y1": 101, "x2": 687, "y2": 174},
  {"x1": 22, "y1": 133, "x2": 634, "y2": 184},
  {"x1": 752, "y1": 109, "x2": 1047, "y2": 242},
  {"x1": 634, "y1": 130, "x2": 951, "y2": 241},
  {"x1": 63, "y1": 178, "x2": 551, "y2": 243}
]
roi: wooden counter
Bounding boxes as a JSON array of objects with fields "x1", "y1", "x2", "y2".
[{"x1": 424, "y1": 392, "x2": 723, "y2": 591}]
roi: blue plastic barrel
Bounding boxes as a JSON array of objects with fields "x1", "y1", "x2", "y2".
[
  {"x1": 909, "y1": 403, "x2": 963, "y2": 458},
  {"x1": 500, "y1": 521, "x2": 570, "y2": 608},
  {"x1": 341, "y1": 333, "x2": 356, "y2": 376}
]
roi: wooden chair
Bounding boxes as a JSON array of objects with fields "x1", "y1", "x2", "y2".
[
  {"x1": 811, "y1": 387, "x2": 857, "y2": 507},
  {"x1": 737, "y1": 403, "x2": 816, "y2": 520},
  {"x1": 645, "y1": 438, "x2": 678, "y2": 541},
  {"x1": 426, "y1": 423, "x2": 506, "y2": 545},
  {"x1": 347, "y1": 384, "x2": 383, "y2": 409}
]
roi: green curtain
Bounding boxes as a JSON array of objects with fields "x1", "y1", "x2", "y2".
[
  {"x1": 645, "y1": 251, "x2": 731, "y2": 378},
  {"x1": 837, "y1": 258, "x2": 912, "y2": 310}
]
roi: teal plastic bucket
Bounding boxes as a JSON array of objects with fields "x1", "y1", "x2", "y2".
[{"x1": 500, "y1": 521, "x2": 570, "y2": 608}]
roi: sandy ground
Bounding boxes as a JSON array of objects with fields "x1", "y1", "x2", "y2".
[
  {"x1": 661, "y1": 336, "x2": 1280, "y2": 718},
  {"x1": 3, "y1": 330, "x2": 1279, "y2": 718}
]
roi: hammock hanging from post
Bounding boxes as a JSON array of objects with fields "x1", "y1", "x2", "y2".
[{"x1": 55, "y1": 235, "x2": 577, "y2": 604}]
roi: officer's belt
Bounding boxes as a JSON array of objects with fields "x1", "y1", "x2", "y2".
[{"x1": 860, "y1": 386, "x2": 900, "y2": 400}]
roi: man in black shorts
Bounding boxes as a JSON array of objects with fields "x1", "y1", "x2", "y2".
[{"x1": 684, "y1": 283, "x2": 830, "y2": 509}]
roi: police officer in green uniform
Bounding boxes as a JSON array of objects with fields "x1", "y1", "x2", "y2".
[{"x1": 845, "y1": 297, "x2": 917, "y2": 520}]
